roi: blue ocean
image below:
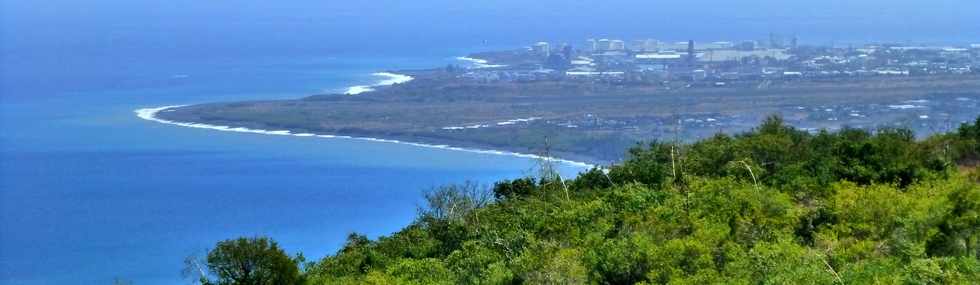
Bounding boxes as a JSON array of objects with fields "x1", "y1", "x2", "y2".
[
  {"x1": 2, "y1": 1, "x2": 978, "y2": 284},
  {"x1": 0, "y1": 50, "x2": 589, "y2": 284}
]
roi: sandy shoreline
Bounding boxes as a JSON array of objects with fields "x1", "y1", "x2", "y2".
[{"x1": 135, "y1": 106, "x2": 595, "y2": 169}]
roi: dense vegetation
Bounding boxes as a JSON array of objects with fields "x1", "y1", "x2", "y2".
[
  {"x1": 193, "y1": 116, "x2": 980, "y2": 284},
  {"x1": 192, "y1": 237, "x2": 302, "y2": 285}
]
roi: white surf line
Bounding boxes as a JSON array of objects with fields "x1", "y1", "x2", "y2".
[
  {"x1": 136, "y1": 106, "x2": 595, "y2": 169},
  {"x1": 442, "y1": 117, "x2": 542, "y2": 130},
  {"x1": 455, "y1": 56, "x2": 507, "y2": 68},
  {"x1": 345, "y1": 72, "x2": 415, "y2": 95},
  {"x1": 887, "y1": 104, "x2": 925, "y2": 110}
]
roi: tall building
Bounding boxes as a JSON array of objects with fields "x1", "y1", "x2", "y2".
[
  {"x1": 586, "y1": 39, "x2": 598, "y2": 52},
  {"x1": 709, "y1": 41, "x2": 734, "y2": 49},
  {"x1": 561, "y1": 44, "x2": 574, "y2": 61},
  {"x1": 610, "y1": 40, "x2": 626, "y2": 51},
  {"x1": 629, "y1": 40, "x2": 646, "y2": 51},
  {"x1": 687, "y1": 40, "x2": 696, "y2": 64},
  {"x1": 643, "y1": 39, "x2": 660, "y2": 52},
  {"x1": 769, "y1": 33, "x2": 784, "y2": 48},
  {"x1": 597, "y1": 39, "x2": 611, "y2": 51},
  {"x1": 737, "y1": 41, "x2": 757, "y2": 51},
  {"x1": 533, "y1": 42, "x2": 550, "y2": 57}
]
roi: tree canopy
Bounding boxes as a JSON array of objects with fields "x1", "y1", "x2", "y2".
[
  {"x1": 205, "y1": 116, "x2": 980, "y2": 284},
  {"x1": 202, "y1": 237, "x2": 302, "y2": 285}
]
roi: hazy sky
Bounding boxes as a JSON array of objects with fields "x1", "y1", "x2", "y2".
[{"x1": 3, "y1": 0, "x2": 980, "y2": 57}]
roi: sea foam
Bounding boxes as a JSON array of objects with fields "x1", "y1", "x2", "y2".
[
  {"x1": 887, "y1": 104, "x2": 925, "y2": 110},
  {"x1": 456, "y1": 57, "x2": 507, "y2": 69},
  {"x1": 135, "y1": 106, "x2": 594, "y2": 169},
  {"x1": 345, "y1": 72, "x2": 415, "y2": 95}
]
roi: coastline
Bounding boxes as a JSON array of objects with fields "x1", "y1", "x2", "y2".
[
  {"x1": 455, "y1": 56, "x2": 507, "y2": 68},
  {"x1": 344, "y1": 72, "x2": 415, "y2": 95},
  {"x1": 135, "y1": 106, "x2": 596, "y2": 169}
]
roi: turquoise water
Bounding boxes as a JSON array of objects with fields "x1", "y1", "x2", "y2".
[{"x1": 0, "y1": 53, "x2": 585, "y2": 284}]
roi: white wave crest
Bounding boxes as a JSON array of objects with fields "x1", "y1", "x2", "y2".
[
  {"x1": 373, "y1": 72, "x2": 414, "y2": 85},
  {"x1": 135, "y1": 106, "x2": 594, "y2": 169},
  {"x1": 443, "y1": 117, "x2": 542, "y2": 130},
  {"x1": 887, "y1": 104, "x2": 925, "y2": 110},
  {"x1": 345, "y1": 72, "x2": 415, "y2": 95},
  {"x1": 456, "y1": 56, "x2": 507, "y2": 69},
  {"x1": 345, "y1": 85, "x2": 375, "y2": 95}
]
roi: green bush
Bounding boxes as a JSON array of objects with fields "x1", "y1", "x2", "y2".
[{"x1": 206, "y1": 116, "x2": 980, "y2": 285}]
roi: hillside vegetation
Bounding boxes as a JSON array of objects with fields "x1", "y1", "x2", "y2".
[{"x1": 194, "y1": 116, "x2": 980, "y2": 285}]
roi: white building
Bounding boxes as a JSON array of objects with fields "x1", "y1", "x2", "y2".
[
  {"x1": 643, "y1": 39, "x2": 660, "y2": 52},
  {"x1": 570, "y1": 56, "x2": 595, "y2": 66},
  {"x1": 586, "y1": 39, "x2": 598, "y2": 52},
  {"x1": 635, "y1": 53, "x2": 684, "y2": 64},
  {"x1": 532, "y1": 42, "x2": 550, "y2": 57},
  {"x1": 597, "y1": 39, "x2": 612, "y2": 51},
  {"x1": 635, "y1": 53, "x2": 683, "y2": 60},
  {"x1": 609, "y1": 40, "x2": 626, "y2": 51},
  {"x1": 705, "y1": 41, "x2": 734, "y2": 50}
]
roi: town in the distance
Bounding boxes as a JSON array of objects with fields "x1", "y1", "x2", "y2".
[{"x1": 461, "y1": 35, "x2": 979, "y2": 87}]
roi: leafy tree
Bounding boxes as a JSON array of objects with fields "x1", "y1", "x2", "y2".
[
  {"x1": 307, "y1": 233, "x2": 387, "y2": 282},
  {"x1": 290, "y1": 115, "x2": 980, "y2": 284},
  {"x1": 926, "y1": 180, "x2": 980, "y2": 258},
  {"x1": 492, "y1": 177, "x2": 538, "y2": 200},
  {"x1": 568, "y1": 167, "x2": 615, "y2": 193},
  {"x1": 385, "y1": 258, "x2": 455, "y2": 285},
  {"x1": 522, "y1": 247, "x2": 587, "y2": 284},
  {"x1": 585, "y1": 234, "x2": 652, "y2": 284},
  {"x1": 954, "y1": 117, "x2": 980, "y2": 164},
  {"x1": 373, "y1": 225, "x2": 439, "y2": 260},
  {"x1": 204, "y1": 236, "x2": 301, "y2": 285},
  {"x1": 749, "y1": 239, "x2": 837, "y2": 285},
  {"x1": 684, "y1": 133, "x2": 738, "y2": 179},
  {"x1": 420, "y1": 182, "x2": 491, "y2": 222},
  {"x1": 445, "y1": 241, "x2": 513, "y2": 284},
  {"x1": 609, "y1": 141, "x2": 676, "y2": 186}
]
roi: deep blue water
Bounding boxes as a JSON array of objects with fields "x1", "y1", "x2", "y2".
[
  {"x1": 0, "y1": 53, "x2": 585, "y2": 284},
  {"x1": 3, "y1": 1, "x2": 978, "y2": 284}
]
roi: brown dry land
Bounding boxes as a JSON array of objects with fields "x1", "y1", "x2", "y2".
[{"x1": 158, "y1": 73, "x2": 980, "y2": 164}]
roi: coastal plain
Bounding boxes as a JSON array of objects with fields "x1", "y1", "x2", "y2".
[{"x1": 155, "y1": 70, "x2": 980, "y2": 164}]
